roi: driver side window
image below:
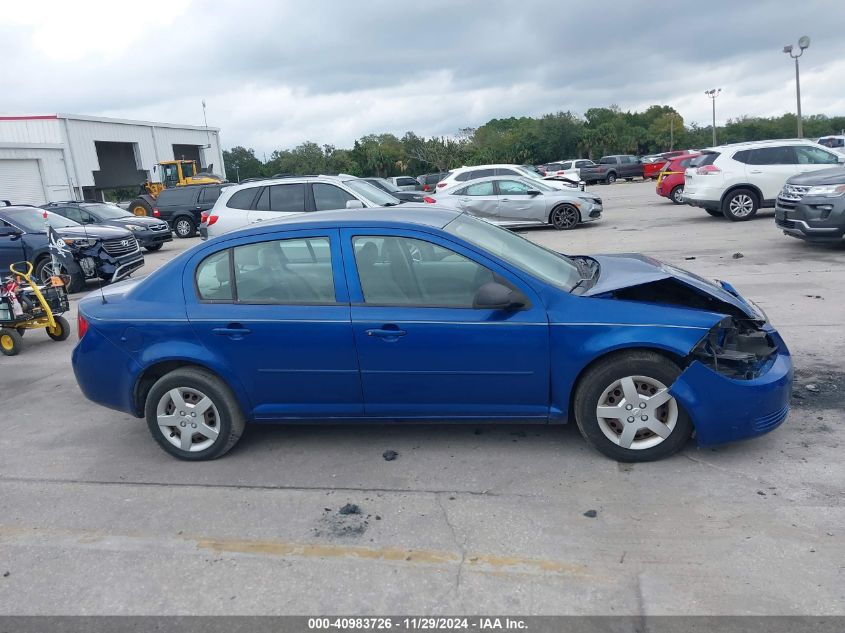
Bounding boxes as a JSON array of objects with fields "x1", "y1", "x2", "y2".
[{"x1": 352, "y1": 235, "x2": 499, "y2": 308}]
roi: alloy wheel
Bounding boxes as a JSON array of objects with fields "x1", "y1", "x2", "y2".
[
  {"x1": 552, "y1": 206, "x2": 579, "y2": 230},
  {"x1": 175, "y1": 220, "x2": 193, "y2": 237},
  {"x1": 672, "y1": 187, "x2": 684, "y2": 203},
  {"x1": 728, "y1": 194, "x2": 754, "y2": 217},
  {"x1": 595, "y1": 375, "x2": 678, "y2": 450},
  {"x1": 156, "y1": 387, "x2": 221, "y2": 452}
]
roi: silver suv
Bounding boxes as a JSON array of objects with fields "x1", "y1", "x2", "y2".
[{"x1": 202, "y1": 175, "x2": 401, "y2": 239}]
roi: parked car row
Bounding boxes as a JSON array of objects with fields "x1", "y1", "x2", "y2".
[{"x1": 648, "y1": 138, "x2": 845, "y2": 244}]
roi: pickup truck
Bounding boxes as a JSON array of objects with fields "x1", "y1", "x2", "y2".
[{"x1": 579, "y1": 155, "x2": 644, "y2": 184}]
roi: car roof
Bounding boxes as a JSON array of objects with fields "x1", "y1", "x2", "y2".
[
  {"x1": 452, "y1": 164, "x2": 526, "y2": 172},
  {"x1": 703, "y1": 138, "x2": 820, "y2": 152},
  {"x1": 221, "y1": 205, "x2": 462, "y2": 239},
  {"x1": 218, "y1": 174, "x2": 358, "y2": 195}
]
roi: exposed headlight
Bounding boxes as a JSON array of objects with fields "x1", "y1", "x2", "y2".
[
  {"x1": 806, "y1": 184, "x2": 845, "y2": 197},
  {"x1": 62, "y1": 238, "x2": 97, "y2": 249},
  {"x1": 692, "y1": 317, "x2": 777, "y2": 380},
  {"x1": 124, "y1": 224, "x2": 145, "y2": 231}
]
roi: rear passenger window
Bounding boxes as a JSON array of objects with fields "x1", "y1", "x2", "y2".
[
  {"x1": 196, "y1": 250, "x2": 233, "y2": 301},
  {"x1": 227, "y1": 188, "x2": 259, "y2": 209},
  {"x1": 747, "y1": 146, "x2": 795, "y2": 165},
  {"x1": 461, "y1": 181, "x2": 495, "y2": 196},
  {"x1": 232, "y1": 237, "x2": 335, "y2": 304},
  {"x1": 455, "y1": 172, "x2": 472, "y2": 182},
  {"x1": 313, "y1": 184, "x2": 356, "y2": 211},
  {"x1": 473, "y1": 169, "x2": 495, "y2": 178}
]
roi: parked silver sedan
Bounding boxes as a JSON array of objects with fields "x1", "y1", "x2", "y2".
[{"x1": 429, "y1": 176, "x2": 602, "y2": 230}]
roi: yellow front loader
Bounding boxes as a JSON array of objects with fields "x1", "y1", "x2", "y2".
[{"x1": 128, "y1": 160, "x2": 223, "y2": 217}]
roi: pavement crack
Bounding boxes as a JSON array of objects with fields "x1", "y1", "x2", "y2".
[{"x1": 436, "y1": 493, "x2": 467, "y2": 599}]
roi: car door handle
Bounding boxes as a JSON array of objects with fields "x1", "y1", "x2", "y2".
[
  {"x1": 366, "y1": 327, "x2": 407, "y2": 339},
  {"x1": 749, "y1": 170, "x2": 763, "y2": 174},
  {"x1": 500, "y1": 198, "x2": 511, "y2": 202},
  {"x1": 212, "y1": 325, "x2": 252, "y2": 338}
]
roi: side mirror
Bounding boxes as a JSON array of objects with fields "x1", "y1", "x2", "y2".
[
  {"x1": 473, "y1": 282, "x2": 526, "y2": 311},
  {"x1": 0, "y1": 226, "x2": 22, "y2": 238},
  {"x1": 526, "y1": 190, "x2": 542, "y2": 196},
  {"x1": 345, "y1": 200, "x2": 365, "y2": 209}
]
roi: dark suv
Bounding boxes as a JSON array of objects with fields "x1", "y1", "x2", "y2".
[
  {"x1": 154, "y1": 184, "x2": 227, "y2": 238},
  {"x1": 416, "y1": 172, "x2": 449, "y2": 192},
  {"x1": 579, "y1": 155, "x2": 644, "y2": 184},
  {"x1": 44, "y1": 201, "x2": 172, "y2": 252},
  {"x1": 775, "y1": 167, "x2": 845, "y2": 243},
  {"x1": 0, "y1": 204, "x2": 144, "y2": 293}
]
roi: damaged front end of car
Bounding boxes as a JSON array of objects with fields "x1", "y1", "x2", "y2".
[{"x1": 579, "y1": 254, "x2": 794, "y2": 446}]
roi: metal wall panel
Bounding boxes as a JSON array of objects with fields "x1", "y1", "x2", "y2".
[
  {"x1": 0, "y1": 148, "x2": 73, "y2": 202},
  {"x1": 0, "y1": 119, "x2": 63, "y2": 144}
]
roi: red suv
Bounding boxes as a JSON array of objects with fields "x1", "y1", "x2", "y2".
[
  {"x1": 656, "y1": 153, "x2": 700, "y2": 204},
  {"x1": 644, "y1": 150, "x2": 691, "y2": 180}
]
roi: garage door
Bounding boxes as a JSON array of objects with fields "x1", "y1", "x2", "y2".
[{"x1": 0, "y1": 160, "x2": 46, "y2": 205}]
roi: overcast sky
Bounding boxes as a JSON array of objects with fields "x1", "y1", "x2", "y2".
[{"x1": 2, "y1": 0, "x2": 844, "y2": 155}]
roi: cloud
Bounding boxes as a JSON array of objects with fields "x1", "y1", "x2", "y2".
[{"x1": 1, "y1": 0, "x2": 843, "y2": 154}]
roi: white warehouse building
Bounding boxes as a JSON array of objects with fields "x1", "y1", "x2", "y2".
[{"x1": 0, "y1": 114, "x2": 225, "y2": 205}]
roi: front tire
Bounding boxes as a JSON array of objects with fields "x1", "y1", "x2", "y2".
[
  {"x1": 173, "y1": 216, "x2": 196, "y2": 238},
  {"x1": 145, "y1": 368, "x2": 245, "y2": 460},
  {"x1": 670, "y1": 185, "x2": 684, "y2": 204},
  {"x1": 722, "y1": 189, "x2": 758, "y2": 221},
  {"x1": 606, "y1": 173, "x2": 617, "y2": 184},
  {"x1": 573, "y1": 351, "x2": 692, "y2": 462},
  {"x1": 46, "y1": 315, "x2": 71, "y2": 341},
  {"x1": 550, "y1": 204, "x2": 580, "y2": 230},
  {"x1": 35, "y1": 258, "x2": 85, "y2": 293}
]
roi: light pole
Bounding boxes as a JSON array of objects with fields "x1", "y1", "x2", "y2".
[
  {"x1": 704, "y1": 89, "x2": 721, "y2": 146},
  {"x1": 783, "y1": 36, "x2": 810, "y2": 138}
]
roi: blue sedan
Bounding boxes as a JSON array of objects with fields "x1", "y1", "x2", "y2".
[{"x1": 71, "y1": 207, "x2": 793, "y2": 461}]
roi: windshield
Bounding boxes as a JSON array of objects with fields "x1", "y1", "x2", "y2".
[
  {"x1": 514, "y1": 166, "x2": 545, "y2": 181},
  {"x1": 373, "y1": 178, "x2": 401, "y2": 193},
  {"x1": 84, "y1": 203, "x2": 131, "y2": 219},
  {"x1": 444, "y1": 214, "x2": 581, "y2": 291},
  {"x1": 5, "y1": 209, "x2": 79, "y2": 232},
  {"x1": 346, "y1": 179, "x2": 402, "y2": 206}
]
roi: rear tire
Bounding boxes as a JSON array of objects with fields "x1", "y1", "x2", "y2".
[
  {"x1": 128, "y1": 198, "x2": 153, "y2": 217},
  {"x1": 670, "y1": 185, "x2": 684, "y2": 205},
  {"x1": 46, "y1": 315, "x2": 71, "y2": 342},
  {"x1": 722, "y1": 188, "x2": 759, "y2": 221},
  {"x1": 145, "y1": 368, "x2": 245, "y2": 461},
  {"x1": 173, "y1": 216, "x2": 196, "y2": 238},
  {"x1": 0, "y1": 328, "x2": 23, "y2": 356},
  {"x1": 573, "y1": 351, "x2": 692, "y2": 462}
]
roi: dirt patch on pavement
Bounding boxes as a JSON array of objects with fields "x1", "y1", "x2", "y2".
[{"x1": 792, "y1": 369, "x2": 845, "y2": 410}]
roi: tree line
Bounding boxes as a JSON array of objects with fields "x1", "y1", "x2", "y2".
[{"x1": 223, "y1": 105, "x2": 845, "y2": 180}]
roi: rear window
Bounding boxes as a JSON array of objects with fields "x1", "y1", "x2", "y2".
[
  {"x1": 690, "y1": 152, "x2": 720, "y2": 167},
  {"x1": 226, "y1": 187, "x2": 259, "y2": 210}
]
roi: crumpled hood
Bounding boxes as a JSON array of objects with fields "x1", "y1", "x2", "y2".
[
  {"x1": 582, "y1": 253, "x2": 763, "y2": 320},
  {"x1": 56, "y1": 225, "x2": 132, "y2": 239}
]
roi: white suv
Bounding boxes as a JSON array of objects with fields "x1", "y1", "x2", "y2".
[
  {"x1": 682, "y1": 139, "x2": 844, "y2": 221},
  {"x1": 436, "y1": 164, "x2": 579, "y2": 192},
  {"x1": 202, "y1": 175, "x2": 401, "y2": 239}
]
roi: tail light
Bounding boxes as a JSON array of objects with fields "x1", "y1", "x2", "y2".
[
  {"x1": 77, "y1": 313, "x2": 89, "y2": 339},
  {"x1": 152, "y1": 207, "x2": 161, "y2": 217},
  {"x1": 423, "y1": 184, "x2": 431, "y2": 191},
  {"x1": 436, "y1": 182, "x2": 447, "y2": 188},
  {"x1": 207, "y1": 215, "x2": 219, "y2": 226},
  {"x1": 423, "y1": 196, "x2": 436, "y2": 204},
  {"x1": 200, "y1": 212, "x2": 209, "y2": 224},
  {"x1": 697, "y1": 165, "x2": 721, "y2": 175}
]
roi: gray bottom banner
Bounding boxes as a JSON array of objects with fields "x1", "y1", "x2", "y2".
[{"x1": 0, "y1": 617, "x2": 843, "y2": 633}]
